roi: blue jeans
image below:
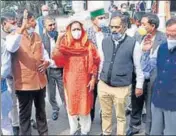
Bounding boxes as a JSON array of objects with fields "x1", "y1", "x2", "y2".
[
  {"x1": 1, "y1": 90, "x2": 13, "y2": 117},
  {"x1": 1, "y1": 90, "x2": 13, "y2": 135}
]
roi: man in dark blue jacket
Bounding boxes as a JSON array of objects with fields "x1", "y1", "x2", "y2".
[{"x1": 141, "y1": 17, "x2": 176, "y2": 135}]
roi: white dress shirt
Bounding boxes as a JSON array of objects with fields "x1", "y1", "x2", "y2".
[
  {"x1": 133, "y1": 42, "x2": 145, "y2": 89},
  {"x1": 126, "y1": 24, "x2": 138, "y2": 37},
  {"x1": 95, "y1": 31, "x2": 104, "y2": 78},
  {"x1": 1, "y1": 39, "x2": 11, "y2": 78},
  {"x1": 49, "y1": 37, "x2": 57, "y2": 68}
]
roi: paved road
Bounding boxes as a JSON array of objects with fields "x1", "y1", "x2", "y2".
[
  {"x1": 31, "y1": 15, "x2": 145, "y2": 135},
  {"x1": 31, "y1": 89, "x2": 145, "y2": 135}
]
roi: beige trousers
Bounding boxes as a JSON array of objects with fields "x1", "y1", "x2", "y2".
[{"x1": 98, "y1": 80, "x2": 130, "y2": 135}]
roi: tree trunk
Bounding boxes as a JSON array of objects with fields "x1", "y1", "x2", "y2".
[
  {"x1": 55, "y1": 0, "x2": 62, "y2": 8},
  {"x1": 26, "y1": 1, "x2": 32, "y2": 11}
]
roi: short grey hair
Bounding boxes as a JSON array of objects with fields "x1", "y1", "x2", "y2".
[
  {"x1": 166, "y1": 17, "x2": 176, "y2": 27},
  {"x1": 44, "y1": 15, "x2": 55, "y2": 25},
  {"x1": 110, "y1": 11, "x2": 128, "y2": 29}
]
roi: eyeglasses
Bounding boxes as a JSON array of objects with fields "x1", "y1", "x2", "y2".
[
  {"x1": 110, "y1": 25, "x2": 121, "y2": 29},
  {"x1": 48, "y1": 23, "x2": 55, "y2": 26}
]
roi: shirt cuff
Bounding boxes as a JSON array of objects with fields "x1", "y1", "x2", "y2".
[
  {"x1": 47, "y1": 59, "x2": 56, "y2": 68},
  {"x1": 6, "y1": 34, "x2": 22, "y2": 53},
  {"x1": 136, "y1": 81, "x2": 144, "y2": 89}
]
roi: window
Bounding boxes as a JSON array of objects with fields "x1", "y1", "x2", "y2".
[{"x1": 170, "y1": 1, "x2": 176, "y2": 11}]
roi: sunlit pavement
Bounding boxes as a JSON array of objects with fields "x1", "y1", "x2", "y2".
[
  {"x1": 31, "y1": 88, "x2": 145, "y2": 135},
  {"x1": 31, "y1": 15, "x2": 145, "y2": 135}
]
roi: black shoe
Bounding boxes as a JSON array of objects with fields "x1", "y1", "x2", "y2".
[
  {"x1": 90, "y1": 108, "x2": 95, "y2": 122},
  {"x1": 77, "y1": 117, "x2": 80, "y2": 121},
  {"x1": 13, "y1": 126, "x2": 19, "y2": 136},
  {"x1": 142, "y1": 113, "x2": 146, "y2": 123},
  {"x1": 31, "y1": 119, "x2": 37, "y2": 129},
  {"x1": 125, "y1": 109, "x2": 131, "y2": 116},
  {"x1": 52, "y1": 111, "x2": 59, "y2": 120},
  {"x1": 91, "y1": 113, "x2": 94, "y2": 122},
  {"x1": 126, "y1": 129, "x2": 139, "y2": 136}
]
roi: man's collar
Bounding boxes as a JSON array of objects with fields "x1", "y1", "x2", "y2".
[{"x1": 1, "y1": 28, "x2": 9, "y2": 40}]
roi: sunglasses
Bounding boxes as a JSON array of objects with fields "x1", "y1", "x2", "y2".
[{"x1": 48, "y1": 23, "x2": 55, "y2": 26}]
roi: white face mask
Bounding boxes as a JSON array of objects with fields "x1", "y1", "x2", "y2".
[
  {"x1": 167, "y1": 39, "x2": 176, "y2": 50},
  {"x1": 71, "y1": 30, "x2": 82, "y2": 40},
  {"x1": 42, "y1": 11, "x2": 49, "y2": 17},
  {"x1": 98, "y1": 19, "x2": 107, "y2": 28},
  {"x1": 121, "y1": 8, "x2": 127, "y2": 13},
  {"x1": 7, "y1": 25, "x2": 17, "y2": 33},
  {"x1": 27, "y1": 27, "x2": 35, "y2": 36}
]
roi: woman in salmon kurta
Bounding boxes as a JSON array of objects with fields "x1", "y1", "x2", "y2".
[{"x1": 52, "y1": 19, "x2": 100, "y2": 135}]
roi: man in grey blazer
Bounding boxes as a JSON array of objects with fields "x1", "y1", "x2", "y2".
[{"x1": 127, "y1": 13, "x2": 167, "y2": 136}]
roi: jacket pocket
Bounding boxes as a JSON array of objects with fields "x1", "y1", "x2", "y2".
[{"x1": 116, "y1": 72, "x2": 127, "y2": 76}]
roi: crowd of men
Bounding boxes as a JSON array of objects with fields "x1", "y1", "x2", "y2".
[{"x1": 1, "y1": 3, "x2": 176, "y2": 136}]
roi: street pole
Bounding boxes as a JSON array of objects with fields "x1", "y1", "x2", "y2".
[{"x1": 157, "y1": 1, "x2": 166, "y2": 32}]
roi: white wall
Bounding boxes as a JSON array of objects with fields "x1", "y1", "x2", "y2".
[
  {"x1": 72, "y1": 1, "x2": 84, "y2": 13},
  {"x1": 87, "y1": 1, "x2": 105, "y2": 11},
  {"x1": 113, "y1": 1, "x2": 128, "y2": 9},
  {"x1": 103, "y1": 1, "x2": 111, "y2": 13}
]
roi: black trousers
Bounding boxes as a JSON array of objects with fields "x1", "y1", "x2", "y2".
[
  {"x1": 16, "y1": 88, "x2": 48, "y2": 135},
  {"x1": 130, "y1": 80, "x2": 152, "y2": 134},
  {"x1": 90, "y1": 83, "x2": 98, "y2": 121}
]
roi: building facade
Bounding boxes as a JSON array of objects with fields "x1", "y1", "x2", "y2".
[{"x1": 71, "y1": 0, "x2": 174, "y2": 32}]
